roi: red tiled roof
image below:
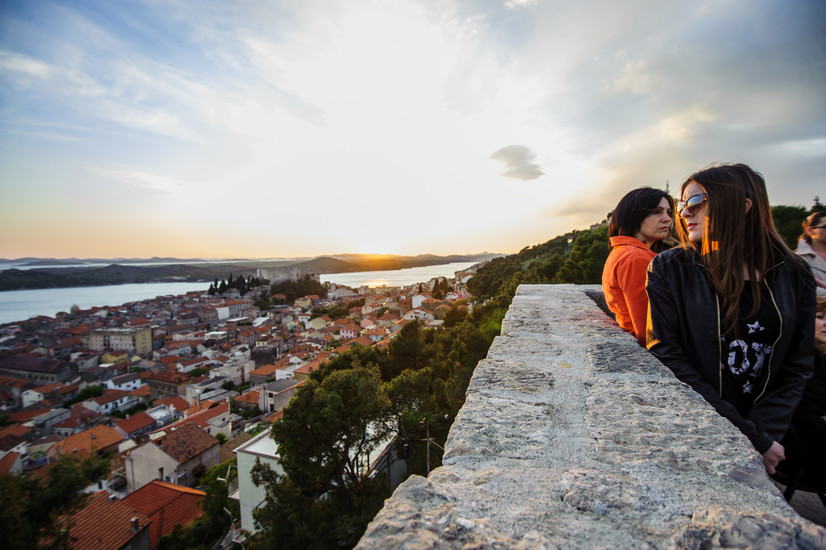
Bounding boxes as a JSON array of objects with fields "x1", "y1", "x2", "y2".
[
  {"x1": 154, "y1": 396, "x2": 190, "y2": 412},
  {"x1": 8, "y1": 408, "x2": 50, "y2": 423},
  {"x1": 0, "y1": 376, "x2": 29, "y2": 388},
  {"x1": 175, "y1": 401, "x2": 228, "y2": 430},
  {"x1": 180, "y1": 400, "x2": 214, "y2": 417},
  {"x1": 149, "y1": 370, "x2": 190, "y2": 384},
  {"x1": 57, "y1": 491, "x2": 151, "y2": 550},
  {"x1": 154, "y1": 422, "x2": 217, "y2": 464},
  {"x1": 130, "y1": 384, "x2": 150, "y2": 397},
  {"x1": 234, "y1": 389, "x2": 260, "y2": 405},
  {"x1": 51, "y1": 425, "x2": 123, "y2": 459},
  {"x1": 89, "y1": 389, "x2": 128, "y2": 405},
  {"x1": 31, "y1": 382, "x2": 64, "y2": 394},
  {"x1": 0, "y1": 422, "x2": 32, "y2": 440},
  {"x1": 121, "y1": 480, "x2": 205, "y2": 548},
  {"x1": 114, "y1": 411, "x2": 156, "y2": 435},
  {"x1": 0, "y1": 451, "x2": 20, "y2": 474},
  {"x1": 250, "y1": 363, "x2": 276, "y2": 377}
]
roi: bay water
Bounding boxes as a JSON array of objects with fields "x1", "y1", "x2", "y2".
[{"x1": 0, "y1": 262, "x2": 476, "y2": 325}]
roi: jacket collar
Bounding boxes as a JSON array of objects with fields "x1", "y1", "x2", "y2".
[{"x1": 609, "y1": 236, "x2": 653, "y2": 251}]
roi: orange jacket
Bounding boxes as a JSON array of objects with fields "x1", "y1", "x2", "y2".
[{"x1": 601, "y1": 236, "x2": 656, "y2": 346}]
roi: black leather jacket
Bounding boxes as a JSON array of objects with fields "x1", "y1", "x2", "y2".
[{"x1": 646, "y1": 246, "x2": 815, "y2": 453}]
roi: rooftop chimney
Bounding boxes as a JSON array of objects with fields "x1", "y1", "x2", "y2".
[{"x1": 131, "y1": 517, "x2": 139, "y2": 532}]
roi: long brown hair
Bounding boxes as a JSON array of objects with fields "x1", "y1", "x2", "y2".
[{"x1": 677, "y1": 163, "x2": 790, "y2": 333}]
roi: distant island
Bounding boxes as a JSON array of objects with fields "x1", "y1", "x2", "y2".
[{"x1": 0, "y1": 253, "x2": 501, "y2": 291}]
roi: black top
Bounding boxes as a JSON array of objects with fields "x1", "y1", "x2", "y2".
[
  {"x1": 796, "y1": 353, "x2": 826, "y2": 417},
  {"x1": 720, "y1": 286, "x2": 780, "y2": 416}
]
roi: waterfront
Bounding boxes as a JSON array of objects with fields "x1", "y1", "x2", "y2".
[
  {"x1": 0, "y1": 262, "x2": 477, "y2": 324},
  {"x1": 319, "y1": 261, "x2": 475, "y2": 289},
  {"x1": 0, "y1": 282, "x2": 213, "y2": 325}
]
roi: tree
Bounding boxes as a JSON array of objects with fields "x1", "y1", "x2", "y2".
[
  {"x1": 771, "y1": 204, "x2": 808, "y2": 249},
  {"x1": 0, "y1": 452, "x2": 112, "y2": 550},
  {"x1": 66, "y1": 384, "x2": 103, "y2": 405},
  {"x1": 274, "y1": 363, "x2": 391, "y2": 490},
  {"x1": 251, "y1": 363, "x2": 392, "y2": 548}
]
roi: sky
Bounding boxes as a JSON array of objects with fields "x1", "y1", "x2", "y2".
[{"x1": 1, "y1": 0, "x2": 824, "y2": 260}]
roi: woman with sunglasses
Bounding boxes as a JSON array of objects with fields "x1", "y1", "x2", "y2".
[
  {"x1": 646, "y1": 163, "x2": 815, "y2": 475},
  {"x1": 602, "y1": 187, "x2": 673, "y2": 345},
  {"x1": 796, "y1": 211, "x2": 826, "y2": 295}
]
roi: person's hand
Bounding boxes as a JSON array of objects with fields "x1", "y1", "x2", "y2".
[{"x1": 762, "y1": 441, "x2": 785, "y2": 475}]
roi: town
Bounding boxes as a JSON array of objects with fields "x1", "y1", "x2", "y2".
[{"x1": 0, "y1": 264, "x2": 481, "y2": 548}]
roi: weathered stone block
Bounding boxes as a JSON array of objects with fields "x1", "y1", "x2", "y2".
[{"x1": 357, "y1": 285, "x2": 825, "y2": 549}]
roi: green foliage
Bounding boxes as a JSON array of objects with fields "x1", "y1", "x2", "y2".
[
  {"x1": 210, "y1": 273, "x2": 265, "y2": 297},
  {"x1": 466, "y1": 226, "x2": 611, "y2": 303},
  {"x1": 552, "y1": 226, "x2": 610, "y2": 284},
  {"x1": 312, "y1": 304, "x2": 346, "y2": 320},
  {"x1": 0, "y1": 452, "x2": 112, "y2": 550},
  {"x1": 274, "y1": 363, "x2": 391, "y2": 490},
  {"x1": 66, "y1": 384, "x2": 103, "y2": 405},
  {"x1": 771, "y1": 204, "x2": 808, "y2": 250},
  {"x1": 431, "y1": 278, "x2": 449, "y2": 299},
  {"x1": 250, "y1": 364, "x2": 392, "y2": 548},
  {"x1": 312, "y1": 345, "x2": 392, "y2": 382},
  {"x1": 188, "y1": 367, "x2": 210, "y2": 377},
  {"x1": 270, "y1": 275, "x2": 328, "y2": 303},
  {"x1": 110, "y1": 402, "x2": 147, "y2": 419}
]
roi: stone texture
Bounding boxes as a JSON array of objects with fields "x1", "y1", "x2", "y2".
[{"x1": 357, "y1": 284, "x2": 826, "y2": 549}]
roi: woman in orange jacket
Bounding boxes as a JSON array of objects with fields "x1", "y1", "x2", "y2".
[{"x1": 602, "y1": 187, "x2": 673, "y2": 345}]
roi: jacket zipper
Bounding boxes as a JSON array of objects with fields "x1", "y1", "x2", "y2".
[{"x1": 753, "y1": 262, "x2": 784, "y2": 403}]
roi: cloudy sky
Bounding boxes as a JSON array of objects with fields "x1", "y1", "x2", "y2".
[{"x1": 1, "y1": 0, "x2": 824, "y2": 259}]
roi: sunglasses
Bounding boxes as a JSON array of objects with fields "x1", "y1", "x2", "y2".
[{"x1": 676, "y1": 193, "x2": 708, "y2": 217}]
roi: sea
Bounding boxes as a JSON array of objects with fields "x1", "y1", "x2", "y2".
[{"x1": 0, "y1": 261, "x2": 477, "y2": 325}]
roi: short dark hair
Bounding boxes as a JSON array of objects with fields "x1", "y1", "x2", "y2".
[{"x1": 609, "y1": 187, "x2": 672, "y2": 251}]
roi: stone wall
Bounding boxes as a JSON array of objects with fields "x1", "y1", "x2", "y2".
[{"x1": 357, "y1": 284, "x2": 826, "y2": 549}]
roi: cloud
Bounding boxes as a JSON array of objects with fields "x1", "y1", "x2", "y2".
[
  {"x1": 0, "y1": 50, "x2": 53, "y2": 79},
  {"x1": 87, "y1": 166, "x2": 190, "y2": 195},
  {"x1": 490, "y1": 145, "x2": 544, "y2": 180}
]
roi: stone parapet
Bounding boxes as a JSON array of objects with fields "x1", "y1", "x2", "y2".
[{"x1": 357, "y1": 284, "x2": 825, "y2": 549}]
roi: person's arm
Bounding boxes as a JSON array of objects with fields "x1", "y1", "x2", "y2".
[
  {"x1": 615, "y1": 251, "x2": 653, "y2": 346},
  {"x1": 645, "y1": 256, "x2": 774, "y2": 453},
  {"x1": 762, "y1": 441, "x2": 785, "y2": 475}
]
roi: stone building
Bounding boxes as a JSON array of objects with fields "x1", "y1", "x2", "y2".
[
  {"x1": 0, "y1": 356, "x2": 75, "y2": 384},
  {"x1": 88, "y1": 326, "x2": 153, "y2": 355}
]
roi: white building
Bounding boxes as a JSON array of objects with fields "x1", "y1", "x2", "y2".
[{"x1": 232, "y1": 431, "x2": 283, "y2": 534}]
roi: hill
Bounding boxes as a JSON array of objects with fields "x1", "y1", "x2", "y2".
[{"x1": 0, "y1": 253, "x2": 499, "y2": 291}]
